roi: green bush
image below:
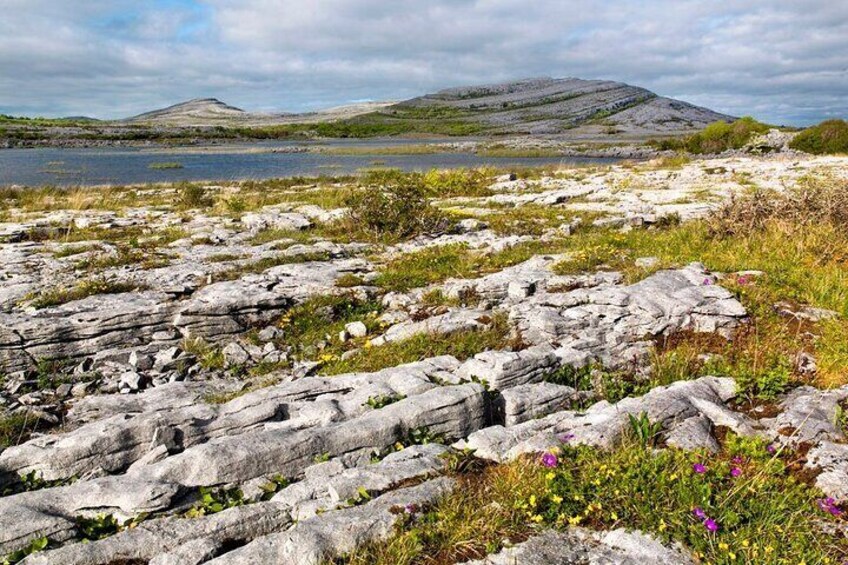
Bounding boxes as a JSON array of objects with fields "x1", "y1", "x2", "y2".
[
  {"x1": 176, "y1": 182, "x2": 213, "y2": 209},
  {"x1": 687, "y1": 117, "x2": 770, "y2": 154},
  {"x1": 345, "y1": 170, "x2": 449, "y2": 241},
  {"x1": 653, "y1": 117, "x2": 770, "y2": 154},
  {"x1": 789, "y1": 119, "x2": 848, "y2": 155}
]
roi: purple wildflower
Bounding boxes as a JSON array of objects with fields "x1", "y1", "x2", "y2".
[
  {"x1": 731, "y1": 456, "x2": 745, "y2": 465},
  {"x1": 692, "y1": 507, "x2": 707, "y2": 520},
  {"x1": 703, "y1": 277, "x2": 713, "y2": 286},
  {"x1": 766, "y1": 443, "x2": 777, "y2": 454},
  {"x1": 817, "y1": 498, "x2": 844, "y2": 517},
  {"x1": 704, "y1": 518, "x2": 719, "y2": 532},
  {"x1": 540, "y1": 452, "x2": 559, "y2": 468},
  {"x1": 730, "y1": 467, "x2": 742, "y2": 478},
  {"x1": 693, "y1": 463, "x2": 707, "y2": 474},
  {"x1": 404, "y1": 503, "x2": 417, "y2": 515},
  {"x1": 737, "y1": 275, "x2": 749, "y2": 285}
]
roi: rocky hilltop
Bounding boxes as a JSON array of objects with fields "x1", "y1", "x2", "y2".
[
  {"x1": 126, "y1": 98, "x2": 253, "y2": 124},
  {"x1": 377, "y1": 77, "x2": 735, "y2": 135},
  {"x1": 1, "y1": 154, "x2": 847, "y2": 563}
]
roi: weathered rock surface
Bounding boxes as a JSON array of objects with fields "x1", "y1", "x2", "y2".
[
  {"x1": 0, "y1": 258, "x2": 370, "y2": 372},
  {"x1": 3, "y1": 157, "x2": 847, "y2": 564},
  {"x1": 464, "y1": 528, "x2": 695, "y2": 564},
  {"x1": 208, "y1": 478, "x2": 455, "y2": 565},
  {"x1": 456, "y1": 377, "x2": 739, "y2": 460}
]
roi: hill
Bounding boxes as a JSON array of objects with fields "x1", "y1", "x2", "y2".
[
  {"x1": 362, "y1": 77, "x2": 734, "y2": 135},
  {"x1": 127, "y1": 98, "x2": 253, "y2": 124}
]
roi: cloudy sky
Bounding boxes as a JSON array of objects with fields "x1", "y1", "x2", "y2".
[{"x1": 2, "y1": 0, "x2": 846, "y2": 124}]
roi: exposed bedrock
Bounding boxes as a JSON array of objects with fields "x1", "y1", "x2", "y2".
[{"x1": 0, "y1": 258, "x2": 371, "y2": 372}]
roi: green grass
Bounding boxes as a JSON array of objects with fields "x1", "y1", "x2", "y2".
[
  {"x1": 421, "y1": 169, "x2": 495, "y2": 198},
  {"x1": 550, "y1": 214, "x2": 848, "y2": 390},
  {"x1": 340, "y1": 435, "x2": 847, "y2": 565},
  {"x1": 475, "y1": 146, "x2": 565, "y2": 158},
  {"x1": 320, "y1": 145, "x2": 447, "y2": 156},
  {"x1": 26, "y1": 278, "x2": 144, "y2": 309},
  {"x1": 374, "y1": 244, "x2": 479, "y2": 292},
  {"x1": 148, "y1": 162, "x2": 184, "y2": 170},
  {"x1": 216, "y1": 251, "x2": 334, "y2": 280},
  {"x1": 0, "y1": 412, "x2": 43, "y2": 448},
  {"x1": 482, "y1": 204, "x2": 583, "y2": 236},
  {"x1": 74, "y1": 246, "x2": 170, "y2": 271},
  {"x1": 320, "y1": 313, "x2": 515, "y2": 375},
  {"x1": 374, "y1": 238, "x2": 570, "y2": 293},
  {"x1": 272, "y1": 295, "x2": 384, "y2": 364}
]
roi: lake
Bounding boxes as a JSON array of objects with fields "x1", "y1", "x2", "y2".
[{"x1": 0, "y1": 140, "x2": 620, "y2": 187}]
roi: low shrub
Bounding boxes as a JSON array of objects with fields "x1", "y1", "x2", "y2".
[
  {"x1": 176, "y1": 182, "x2": 213, "y2": 209},
  {"x1": 344, "y1": 170, "x2": 449, "y2": 241},
  {"x1": 653, "y1": 117, "x2": 770, "y2": 154},
  {"x1": 789, "y1": 119, "x2": 848, "y2": 155}
]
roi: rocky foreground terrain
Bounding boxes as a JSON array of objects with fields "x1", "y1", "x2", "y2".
[{"x1": 1, "y1": 154, "x2": 848, "y2": 564}]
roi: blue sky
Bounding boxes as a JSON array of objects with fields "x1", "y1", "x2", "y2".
[{"x1": 2, "y1": 0, "x2": 846, "y2": 124}]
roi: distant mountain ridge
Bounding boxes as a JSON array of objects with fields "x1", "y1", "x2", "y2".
[
  {"x1": 124, "y1": 78, "x2": 734, "y2": 134},
  {"x1": 379, "y1": 77, "x2": 734, "y2": 134}
]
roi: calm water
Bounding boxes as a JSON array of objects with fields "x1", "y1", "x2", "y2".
[{"x1": 0, "y1": 140, "x2": 620, "y2": 187}]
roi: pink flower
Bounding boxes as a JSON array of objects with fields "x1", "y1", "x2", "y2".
[
  {"x1": 817, "y1": 498, "x2": 844, "y2": 517},
  {"x1": 731, "y1": 456, "x2": 745, "y2": 465},
  {"x1": 692, "y1": 507, "x2": 707, "y2": 520},
  {"x1": 540, "y1": 452, "x2": 558, "y2": 468},
  {"x1": 702, "y1": 278, "x2": 713, "y2": 286},
  {"x1": 730, "y1": 467, "x2": 742, "y2": 478},
  {"x1": 737, "y1": 275, "x2": 749, "y2": 285},
  {"x1": 766, "y1": 443, "x2": 777, "y2": 454},
  {"x1": 704, "y1": 518, "x2": 719, "y2": 532},
  {"x1": 693, "y1": 463, "x2": 707, "y2": 474}
]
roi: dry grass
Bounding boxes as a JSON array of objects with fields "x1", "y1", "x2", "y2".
[{"x1": 707, "y1": 174, "x2": 848, "y2": 237}]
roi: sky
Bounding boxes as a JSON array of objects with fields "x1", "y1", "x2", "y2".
[{"x1": 2, "y1": 0, "x2": 846, "y2": 125}]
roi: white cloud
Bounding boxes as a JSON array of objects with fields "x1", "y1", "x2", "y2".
[{"x1": 1, "y1": 0, "x2": 846, "y2": 124}]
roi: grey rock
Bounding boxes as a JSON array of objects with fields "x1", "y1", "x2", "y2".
[
  {"x1": 0, "y1": 477, "x2": 180, "y2": 555},
  {"x1": 221, "y1": 342, "x2": 250, "y2": 367},
  {"x1": 635, "y1": 256, "x2": 660, "y2": 268},
  {"x1": 118, "y1": 371, "x2": 145, "y2": 393},
  {"x1": 256, "y1": 326, "x2": 280, "y2": 342},
  {"x1": 762, "y1": 386, "x2": 848, "y2": 446},
  {"x1": 465, "y1": 528, "x2": 695, "y2": 564},
  {"x1": 344, "y1": 321, "x2": 368, "y2": 339},
  {"x1": 665, "y1": 415, "x2": 720, "y2": 453},
  {"x1": 0, "y1": 358, "x2": 458, "y2": 485},
  {"x1": 371, "y1": 309, "x2": 492, "y2": 346},
  {"x1": 274, "y1": 444, "x2": 449, "y2": 520},
  {"x1": 208, "y1": 478, "x2": 455, "y2": 565},
  {"x1": 457, "y1": 377, "x2": 737, "y2": 461},
  {"x1": 807, "y1": 441, "x2": 848, "y2": 502},
  {"x1": 457, "y1": 344, "x2": 562, "y2": 391},
  {"x1": 499, "y1": 382, "x2": 575, "y2": 426},
  {"x1": 138, "y1": 383, "x2": 487, "y2": 487}
]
